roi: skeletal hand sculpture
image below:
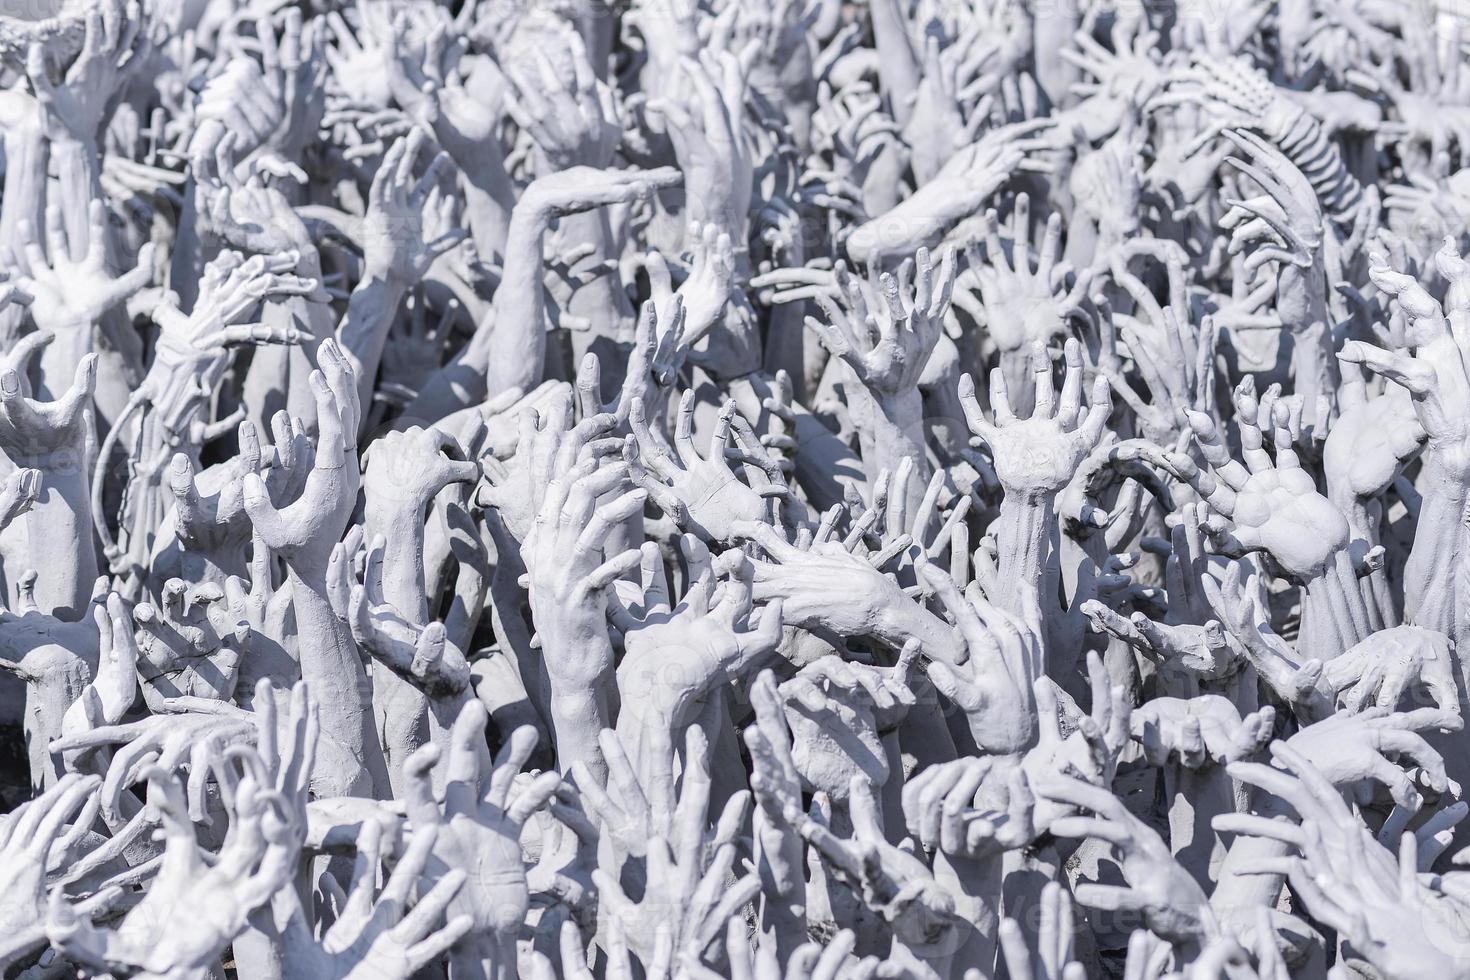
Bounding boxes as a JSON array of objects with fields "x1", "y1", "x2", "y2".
[{"x1": 4, "y1": 2, "x2": 1470, "y2": 979}]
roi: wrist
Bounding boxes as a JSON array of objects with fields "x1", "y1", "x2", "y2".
[
  {"x1": 47, "y1": 133, "x2": 99, "y2": 169},
  {"x1": 874, "y1": 599, "x2": 962, "y2": 663},
  {"x1": 512, "y1": 190, "x2": 560, "y2": 228},
  {"x1": 549, "y1": 687, "x2": 610, "y2": 778},
  {"x1": 991, "y1": 490, "x2": 1055, "y2": 612},
  {"x1": 6, "y1": 441, "x2": 88, "y2": 473},
  {"x1": 536, "y1": 609, "x2": 616, "y2": 689},
  {"x1": 363, "y1": 496, "x2": 426, "y2": 535},
  {"x1": 361, "y1": 257, "x2": 415, "y2": 290},
  {"x1": 872, "y1": 387, "x2": 925, "y2": 428}
]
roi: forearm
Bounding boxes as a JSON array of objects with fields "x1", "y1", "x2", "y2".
[
  {"x1": 1164, "y1": 764, "x2": 1236, "y2": 885},
  {"x1": 549, "y1": 686, "x2": 609, "y2": 786},
  {"x1": 934, "y1": 850, "x2": 1003, "y2": 977},
  {"x1": 846, "y1": 186, "x2": 966, "y2": 267},
  {"x1": 432, "y1": 122, "x2": 514, "y2": 262},
  {"x1": 1405, "y1": 454, "x2": 1468, "y2": 636},
  {"x1": 0, "y1": 127, "x2": 47, "y2": 301},
  {"x1": 873, "y1": 596, "x2": 965, "y2": 665},
  {"x1": 487, "y1": 207, "x2": 552, "y2": 397},
  {"x1": 992, "y1": 491, "x2": 1056, "y2": 617},
  {"x1": 49, "y1": 133, "x2": 143, "y2": 418},
  {"x1": 1030, "y1": 3, "x2": 1079, "y2": 109},
  {"x1": 1334, "y1": 493, "x2": 1395, "y2": 630},
  {"x1": 557, "y1": 210, "x2": 635, "y2": 354},
  {"x1": 357, "y1": 493, "x2": 435, "y2": 787},
  {"x1": 1297, "y1": 550, "x2": 1372, "y2": 663},
  {"x1": 854, "y1": 389, "x2": 932, "y2": 513},
  {"x1": 37, "y1": 320, "x2": 95, "y2": 402},
  {"x1": 50, "y1": 136, "x2": 104, "y2": 262},
  {"x1": 15, "y1": 459, "x2": 97, "y2": 617},
  {"x1": 0, "y1": 126, "x2": 45, "y2": 234},
  {"x1": 1210, "y1": 793, "x2": 1295, "y2": 921},
  {"x1": 534, "y1": 602, "x2": 615, "y2": 784},
  {"x1": 870, "y1": 0, "x2": 921, "y2": 125},
  {"x1": 755, "y1": 809, "x2": 807, "y2": 959},
  {"x1": 286, "y1": 566, "x2": 388, "y2": 798},
  {"x1": 244, "y1": 248, "x2": 334, "y2": 432},
  {"x1": 338, "y1": 274, "x2": 410, "y2": 415},
  {"x1": 921, "y1": 365, "x2": 970, "y2": 462},
  {"x1": 404, "y1": 313, "x2": 497, "y2": 423},
  {"x1": 762, "y1": 298, "x2": 811, "y2": 394},
  {"x1": 1285, "y1": 311, "x2": 1336, "y2": 439}
]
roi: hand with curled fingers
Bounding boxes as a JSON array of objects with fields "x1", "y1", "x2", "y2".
[
  {"x1": 732, "y1": 518, "x2": 966, "y2": 665},
  {"x1": 902, "y1": 755, "x2": 1038, "y2": 861},
  {"x1": 1015, "y1": 652, "x2": 1134, "y2": 828},
  {"x1": 800, "y1": 774, "x2": 964, "y2": 955},
  {"x1": 46, "y1": 762, "x2": 299, "y2": 979},
  {"x1": 240, "y1": 339, "x2": 361, "y2": 577},
  {"x1": 348, "y1": 537, "x2": 470, "y2": 700},
  {"x1": 147, "y1": 249, "x2": 319, "y2": 385},
  {"x1": 959, "y1": 338, "x2": 1112, "y2": 499},
  {"x1": 132, "y1": 577, "x2": 249, "y2": 707},
  {"x1": 503, "y1": 22, "x2": 621, "y2": 172},
  {"x1": 1322, "y1": 626, "x2": 1462, "y2": 721},
  {"x1": 25, "y1": 0, "x2": 148, "y2": 143},
  {"x1": 359, "y1": 128, "x2": 465, "y2": 287},
  {"x1": 0, "y1": 773, "x2": 103, "y2": 970},
  {"x1": 0, "y1": 344, "x2": 97, "y2": 468},
  {"x1": 192, "y1": 128, "x2": 315, "y2": 255},
  {"x1": 646, "y1": 50, "x2": 754, "y2": 240},
  {"x1": 1131, "y1": 696, "x2": 1276, "y2": 770},
  {"x1": 58, "y1": 593, "x2": 139, "y2": 761},
  {"x1": 592, "y1": 725, "x2": 761, "y2": 975},
  {"x1": 476, "y1": 390, "x2": 619, "y2": 546},
  {"x1": 362, "y1": 424, "x2": 481, "y2": 522},
  {"x1": 269, "y1": 817, "x2": 473, "y2": 980},
  {"x1": 920, "y1": 564, "x2": 1045, "y2": 754},
  {"x1": 159, "y1": 413, "x2": 312, "y2": 585},
  {"x1": 625, "y1": 392, "x2": 788, "y2": 543},
  {"x1": 574, "y1": 297, "x2": 687, "y2": 429},
  {"x1": 46, "y1": 699, "x2": 257, "y2": 826},
  {"x1": 957, "y1": 197, "x2": 1093, "y2": 394},
  {"x1": 1338, "y1": 239, "x2": 1470, "y2": 480},
  {"x1": 400, "y1": 703, "x2": 560, "y2": 956},
  {"x1": 779, "y1": 643, "x2": 916, "y2": 798},
  {"x1": 1221, "y1": 742, "x2": 1470, "y2": 978},
  {"x1": 1274, "y1": 707, "x2": 1455, "y2": 811},
  {"x1": 5, "y1": 200, "x2": 154, "y2": 357},
  {"x1": 521, "y1": 436, "x2": 645, "y2": 690},
  {"x1": 1034, "y1": 772, "x2": 1216, "y2": 947},
  {"x1": 0, "y1": 467, "x2": 40, "y2": 536},
  {"x1": 613, "y1": 536, "x2": 784, "y2": 743},
  {"x1": 743, "y1": 669, "x2": 808, "y2": 951},
  {"x1": 805, "y1": 245, "x2": 956, "y2": 398},
  {"x1": 1142, "y1": 402, "x2": 1352, "y2": 583},
  {"x1": 1081, "y1": 502, "x2": 1242, "y2": 687}
]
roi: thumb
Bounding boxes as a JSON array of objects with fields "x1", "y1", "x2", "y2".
[{"x1": 412, "y1": 621, "x2": 447, "y2": 677}]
